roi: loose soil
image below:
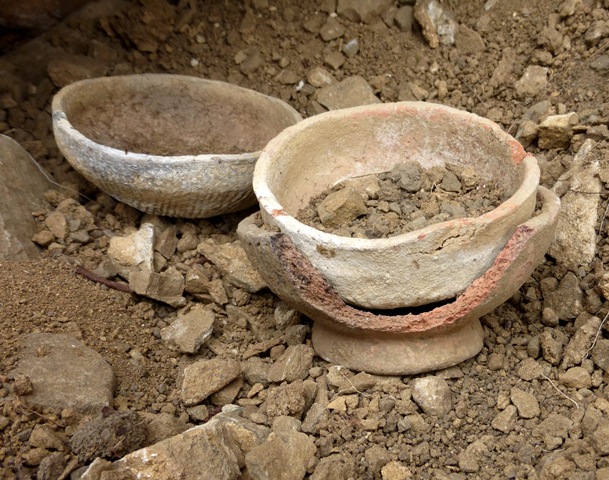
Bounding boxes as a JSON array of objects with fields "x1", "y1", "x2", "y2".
[
  {"x1": 2, "y1": 0, "x2": 609, "y2": 479},
  {"x1": 297, "y1": 162, "x2": 506, "y2": 238}
]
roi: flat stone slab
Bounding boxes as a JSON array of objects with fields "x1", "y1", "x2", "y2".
[
  {"x1": 0, "y1": 135, "x2": 53, "y2": 261},
  {"x1": 11, "y1": 333, "x2": 116, "y2": 414}
]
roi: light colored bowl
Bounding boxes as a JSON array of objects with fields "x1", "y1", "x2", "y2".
[
  {"x1": 238, "y1": 186, "x2": 561, "y2": 374},
  {"x1": 52, "y1": 74, "x2": 302, "y2": 218},
  {"x1": 252, "y1": 101, "x2": 540, "y2": 309}
]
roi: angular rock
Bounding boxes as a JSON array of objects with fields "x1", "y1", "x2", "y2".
[
  {"x1": 458, "y1": 440, "x2": 488, "y2": 473},
  {"x1": 307, "y1": 66, "x2": 336, "y2": 88},
  {"x1": 413, "y1": 0, "x2": 457, "y2": 48},
  {"x1": 540, "y1": 329, "x2": 564, "y2": 365},
  {"x1": 510, "y1": 387, "x2": 540, "y2": 419},
  {"x1": 161, "y1": 305, "x2": 215, "y2": 353},
  {"x1": 532, "y1": 413, "x2": 573, "y2": 440},
  {"x1": 562, "y1": 316, "x2": 601, "y2": 368},
  {"x1": 108, "y1": 223, "x2": 155, "y2": 277},
  {"x1": 592, "y1": 338, "x2": 609, "y2": 372},
  {"x1": 70, "y1": 411, "x2": 147, "y2": 462},
  {"x1": 395, "y1": 6, "x2": 414, "y2": 32},
  {"x1": 245, "y1": 427, "x2": 316, "y2": 480},
  {"x1": 594, "y1": 423, "x2": 609, "y2": 455},
  {"x1": 181, "y1": 358, "x2": 242, "y2": 406},
  {"x1": 142, "y1": 412, "x2": 189, "y2": 445},
  {"x1": 198, "y1": 240, "x2": 266, "y2": 293},
  {"x1": 381, "y1": 461, "x2": 412, "y2": 480},
  {"x1": 268, "y1": 345, "x2": 315, "y2": 383},
  {"x1": 265, "y1": 380, "x2": 307, "y2": 418},
  {"x1": 558, "y1": 367, "x2": 592, "y2": 389},
  {"x1": 514, "y1": 65, "x2": 548, "y2": 98},
  {"x1": 311, "y1": 453, "x2": 355, "y2": 480},
  {"x1": 455, "y1": 24, "x2": 485, "y2": 55},
  {"x1": 316, "y1": 76, "x2": 381, "y2": 110},
  {"x1": 81, "y1": 413, "x2": 265, "y2": 480},
  {"x1": 491, "y1": 405, "x2": 517, "y2": 433},
  {"x1": 320, "y1": 16, "x2": 345, "y2": 42},
  {"x1": 337, "y1": 0, "x2": 393, "y2": 24},
  {"x1": 542, "y1": 272, "x2": 584, "y2": 321},
  {"x1": 537, "y1": 112, "x2": 578, "y2": 149},
  {"x1": 11, "y1": 333, "x2": 116, "y2": 414},
  {"x1": 549, "y1": 139, "x2": 601, "y2": 271},
  {"x1": 317, "y1": 187, "x2": 368, "y2": 228},
  {"x1": 0, "y1": 135, "x2": 52, "y2": 261},
  {"x1": 411, "y1": 376, "x2": 452, "y2": 417},
  {"x1": 130, "y1": 267, "x2": 185, "y2": 307},
  {"x1": 154, "y1": 224, "x2": 178, "y2": 259}
]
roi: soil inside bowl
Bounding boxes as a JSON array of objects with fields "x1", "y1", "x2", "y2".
[{"x1": 296, "y1": 162, "x2": 507, "y2": 238}]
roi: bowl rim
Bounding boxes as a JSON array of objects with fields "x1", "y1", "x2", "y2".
[
  {"x1": 52, "y1": 73, "x2": 303, "y2": 165},
  {"x1": 253, "y1": 101, "x2": 540, "y2": 250}
]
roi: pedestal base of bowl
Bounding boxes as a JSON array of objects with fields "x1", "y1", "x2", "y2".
[
  {"x1": 238, "y1": 186, "x2": 560, "y2": 375},
  {"x1": 312, "y1": 316, "x2": 484, "y2": 375}
]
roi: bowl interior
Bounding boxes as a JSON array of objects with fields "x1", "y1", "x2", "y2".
[
  {"x1": 261, "y1": 103, "x2": 527, "y2": 216},
  {"x1": 60, "y1": 75, "x2": 300, "y2": 157}
]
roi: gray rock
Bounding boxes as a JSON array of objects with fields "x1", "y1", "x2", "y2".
[
  {"x1": 198, "y1": 240, "x2": 266, "y2": 293},
  {"x1": 268, "y1": 345, "x2": 315, "y2": 383},
  {"x1": 549, "y1": 139, "x2": 601, "y2": 270},
  {"x1": 181, "y1": 358, "x2": 241, "y2": 406},
  {"x1": 273, "y1": 301, "x2": 300, "y2": 329},
  {"x1": 160, "y1": 305, "x2": 214, "y2": 353},
  {"x1": 514, "y1": 65, "x2": 548, "y2": 98},
  {"x1": 129, "y1": 266, "x2": 186, "y2": 307},
  {"x1": 245, "y1": 427, "x2": 316, "y2": 480},
  {"x1": 537, "y1": 112, "x2": 578, "y2": 149},
  {"x1": 316, "y1": 76, "x2": 381, "y2": 110},
  {"x1": 337, "y1": 0, "x2": 393, "y2": 24},
  {"x1": 413, "y1": 0, "x2": 457, "y2": 49},
  {"x1": 510, "y1": 387, "x2": 540, "y2": 419},
  {"x1": 107, "y1": 223, "x2": 155, "y2": 277},
  {"x1": 11, "y1": 333, "x2": 115, "y2": 414},
  {"x1": 411, "y1": 376, "x2": 452, "y2": 417},
  {"x1": 0, "y1": 135, "x2": 53, "y2": 261},
  {"x1": 242, "y1": 357, "x2": 271, "y2": 386},
  {"x1": 342, "y1": 38, "x2": 360, "y2": 58},
  {"x1": 558, "y1": 367, "x2": 592, "y2": 389}
]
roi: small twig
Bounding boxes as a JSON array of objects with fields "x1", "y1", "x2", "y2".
[
  {"x1": 75, "y1": 266, "x2": 132, "y2": 293},
  {"x1": 541, "y1": 373, "x2": 579, "y2": 409},
  {"x1": 584, "y1": 309, "x2": 609, "y2": 360},
  {"x1": 25, "y1": 148, "x2": 94, "y2": 203}
]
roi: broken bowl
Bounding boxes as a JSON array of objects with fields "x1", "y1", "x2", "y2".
[
  {"x1": 52, "y1": 74, "x2": 302, "y2": 218},
  {"x1": 251, "y1": 101, "x2": 540, "y2": 309}
]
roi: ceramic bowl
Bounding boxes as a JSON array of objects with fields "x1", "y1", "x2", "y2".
[
  {"x1": 52, "y1": 74, "x2": 302, "y2": 218},
  {"x1": 238, "y1": 186, "x2": 561, "y2": 374},
  {"x1": 251, "y1": 101, "x2": 540, "y2": 309}
]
